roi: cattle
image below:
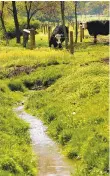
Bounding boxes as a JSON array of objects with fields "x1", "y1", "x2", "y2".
[
  {"x1": 49, "y1": 25, "x2": 68, "y2": 48},
  {"x1": 6, "y1": 31, "x2": 22, "y2": 39},
  {"x1": 84, "y1": 20, "x2": 109, "y2": 43},
  {"x1": 6, "y1": 31, "x2": 16, "y2": 39}
]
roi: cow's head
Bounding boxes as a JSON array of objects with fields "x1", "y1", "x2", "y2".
[{"x1": 55, "y1": 34, "x2": 63, "y2": 47}]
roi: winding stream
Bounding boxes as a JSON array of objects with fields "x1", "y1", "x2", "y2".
[{"x1": 15, "y1": 106, "x2": 73, "y2": 176}]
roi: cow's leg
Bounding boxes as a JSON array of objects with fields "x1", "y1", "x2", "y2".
[
  {"x1": 54, "y1": 45, "x2": 57, "y2": 48},
  {"x1": 94, "y1": 35, "x2": 97, "y2": 44},
  {"x1": 53, "y1": 42, "x2": 58, "y2": 48},
  {"x1": 58, "y1": 43, "x2": 62, "y2": 48},
  {"x1": 49, "y1": 40, "x2": 51, "y2": 47}
]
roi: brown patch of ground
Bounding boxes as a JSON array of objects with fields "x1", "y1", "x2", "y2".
[
  {"x1": 7, "y1": 63, "x2": 46, "y2": 78},
  {"x1": 7, "y1": 66, "x2": 35, "y2": 78},
  {"x1": 100, "y1": 57, "x2": 109, "y2": 64},
  {"x1": 80, "y1": 57, "x2": 109, "y2": 67},
  {"x1": 6, "y1": 61, "x2": 61, "y2": 78}
]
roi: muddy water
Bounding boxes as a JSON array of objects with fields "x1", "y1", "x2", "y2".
[{"x1": 15, "y1": 106, "x2": 73, "y2": 176}]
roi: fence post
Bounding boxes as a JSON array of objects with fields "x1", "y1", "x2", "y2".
[
  {"x1": 67, "y1": 26, "x2": 69, "y2": 42},
  {"x1": 23, "y1": 31, "x2": 27, "y2": 47},
  {"x1": 23, "y1": 29, "x2": 30, "y2": 47},
  {"x1": 70, "y1": 31, "x2": 74, "y2": 54},
  {"x1": 44, "y1": 25, "x2": 46, "y2": 34},
  {"x1": 68, "y1": 22, "x2": 70, "y2": 30},
  {"x1": 30, "y1": 28, "x2": 35, "y2": 49},
  {"x1": 77, "y1": 22, "x2": 79, "y2": 29},
  {"x1": 82, "y1": 26, "x2": 84, "y2": 39},
  {"x1": 80, "y1": 24, "x2": 82, "y2": 42},
  {"x1": 72, "y1": 22, "x2": 74, "y2": 30},
  {"x1": 41, "y1": 24, "x2": 43, "y2": 33},
  {"x1": 46, "y1": 24, "x2": 48, "y2": 33},
  {"x1": 48, "y1": 26, "x2": 51, "y2": 43},
  {"x1": 53, "y1": 22, "x2": 55, "y2": 27},
  {"x1": 40, "y1": 24, "x2": 42, "y2": 32}
]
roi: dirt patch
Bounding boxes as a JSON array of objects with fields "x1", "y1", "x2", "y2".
[
  {"x1": 7, "y1": 63, "x2": 46, "y2": 78},
  {"x1": 7, "y1": 66, "x2": 35, "y2": 78},
  {"x1": 80, "y1": 61, "x2": 100, "y2": 67},
  {"x1": 7, "y1": 61, "x2": 62, "y2": 78},
  {"x1": 80, "y1": 57, "x2": 109, "y2": 67},
  {"x1": 6, "y1": 60, "x2": 69, "y2": 78},
  {"x1": 101, "y1": 57, "x2": 109, "y2": 64}
]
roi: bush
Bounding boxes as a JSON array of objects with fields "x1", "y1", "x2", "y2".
[{"x1": 8, "y1": 80, "x2": 24, "y2": 91}]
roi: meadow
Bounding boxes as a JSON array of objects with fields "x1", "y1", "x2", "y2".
[{"x1": 0, "y1": 28, "x2": 109, "y2": 176}]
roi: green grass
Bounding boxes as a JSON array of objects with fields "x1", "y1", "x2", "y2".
[
  {"x1": 0, "y1": 31, "x2": 109, "y2": 176},
  {"x1": 0, "y1": 87, "x2": 37, "y2": 175}
]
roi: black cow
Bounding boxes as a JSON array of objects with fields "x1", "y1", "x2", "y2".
[
  {"x1": 49, "y1": 25, "x2": 68, "y2": 48},
  {"x1": 85, "y1": 20, "x2": 109, "y2": 43},
  {"x1": 6, "y1": 31, "x2": 22, "y2": 39}
]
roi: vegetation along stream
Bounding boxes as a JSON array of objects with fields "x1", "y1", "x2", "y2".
[{"x1": 15, "y1": 105, "x2": 74, "y2": 176}]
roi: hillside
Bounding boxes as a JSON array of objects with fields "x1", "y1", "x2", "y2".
[{"x1": 0, "y1": 31, "x2": 109, "y2": 175}]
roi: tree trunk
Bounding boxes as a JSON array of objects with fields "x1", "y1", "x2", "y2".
[
  {"x1": 0, "y1": 15, "x2": 7, "y2": 36},
  {"x1": 61, "y1": 1, "x2": 68, "y2": 49},
  {"x1": 0, "y1": 2, "x2": 8, "y2": 43},
  {"x1": 12, "y1": 1, "x2": 20, "y2": 43},
  {"x1": 0, "y1": 14, "x2": 7, "y2": 34},
  {"x1": 27, "y1": 17, "x2": 30, "y2": 29},
  {"x1": 75, "y1": 2, "x2": 78, "y2": 43},
  {"x1": 25, "y1": 2, "x2": 32, "y2": 29},
  {"x1": 26, "y1": 11, "x2": 30, "y2": 29}
]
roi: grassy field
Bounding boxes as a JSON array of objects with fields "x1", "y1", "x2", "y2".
[{"x1": 0, "y1": 30, "x2": 109, "y2": 176}]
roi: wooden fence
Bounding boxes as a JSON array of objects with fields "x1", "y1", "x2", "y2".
[
  {"x1": 22, "y1": 21, "x2": 87, "y2": 54},
  {"x1": 23, "y1": 28, "x2": 35, "y2": 49}
]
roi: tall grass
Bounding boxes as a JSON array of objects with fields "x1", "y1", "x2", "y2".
[{"x1": 0, "y1": 86, "x2": 37, "y2": 175}]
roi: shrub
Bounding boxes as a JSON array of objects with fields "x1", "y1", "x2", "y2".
[{"x1": 8, "y1": 80, "x2": 24, "y2": 91}]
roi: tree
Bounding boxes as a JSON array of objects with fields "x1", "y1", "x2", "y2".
[
  {"x1": 74, "y1": 1, "x2": 78, "y2": 43},
  {"x1": 40, "y1": 1, "x2": 60, "y2": 23},
  {"x1": 77, "y1": 1, "x2": 109, "y2": 16},
  {"x1": 25, "y1": 1, "x2": 32, "y2": 28},
  {"x1": 12, "y1": 1, "x2": 20, "y2": 43},
  {"x1": 65, "y1": 1, "x2": 75, "y2": 23},
  {"x1": 61, "y1": 1, "x2": 68, "y2": 49},
  {"x1": 25, "y1": 1, "x2": 44, "y2": 28},
  {"x1": 0, "y1": 1, "x2": 10, "y2": 44},
  {"x1": 0, "y1": 1, "x2": 7, "y2": 41}
]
